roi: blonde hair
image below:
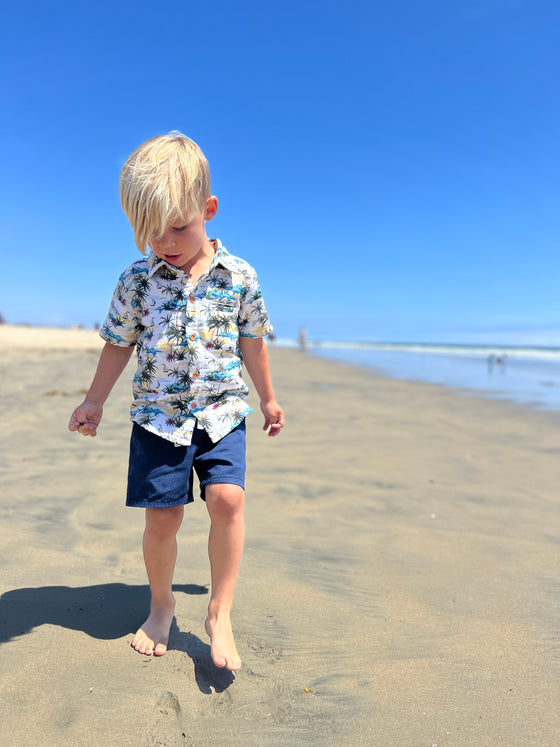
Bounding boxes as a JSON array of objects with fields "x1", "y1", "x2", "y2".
[{"x1": 120, "y1": 131, "x2": 211, "y2": 254}]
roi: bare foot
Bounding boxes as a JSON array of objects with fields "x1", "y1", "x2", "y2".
[
  {"x1": 131, "y1": 599, "x2": 175, "y2": 656},
  {"x1": 205, "y1": 612, "x2": 242, "y2": 670}
]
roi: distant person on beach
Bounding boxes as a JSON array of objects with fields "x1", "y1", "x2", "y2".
[
  {"x1": 68, "y1": 132, "x2": 284, "y2": 671},
  {"x1": 298, "y1": 326, "x2": 308, "y2": 351}
]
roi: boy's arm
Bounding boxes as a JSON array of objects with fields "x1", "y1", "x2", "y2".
[
  {"x1": 239, "y1": 337, "x2": 284, "y2": 437},
  {"x1": 68, "y1": 342, "x2": 134, "y2": 437}
]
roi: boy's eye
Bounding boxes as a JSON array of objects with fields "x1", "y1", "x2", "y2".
[{"x1": 172, "y1": 224, "x2": 188, "y2": 232}]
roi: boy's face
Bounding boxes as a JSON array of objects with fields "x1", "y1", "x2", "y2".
[{"x1": 149, "y1": 197, "x2": 217, "y2": 269}]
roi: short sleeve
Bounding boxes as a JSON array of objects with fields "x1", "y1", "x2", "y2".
[
  {"x1": 238, "y1": 268, "x2": 273, "y2": 338},
  {"x1": 99, "y1": 271, "x2": 142, "y2": 346}
]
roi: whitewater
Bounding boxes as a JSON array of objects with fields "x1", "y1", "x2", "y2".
[{"x1": 275, "y1": 339, "x2": 560, "y2": 412}]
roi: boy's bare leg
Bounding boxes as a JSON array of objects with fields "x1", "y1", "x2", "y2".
[
  {"x1": 131, "y1": 505, "x2": 184, "y2": 656},
  {"x1": 204, "y1": 484, "x2": 245, "y2": 671}
]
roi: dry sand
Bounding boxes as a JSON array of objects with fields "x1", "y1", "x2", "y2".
[{"x1": 0, "y1": 324, "x2": 559, "y2": 746}]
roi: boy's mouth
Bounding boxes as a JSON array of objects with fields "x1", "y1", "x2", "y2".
[{"x1": 164, "y1": 254, "x2": 181, "y2": 262}]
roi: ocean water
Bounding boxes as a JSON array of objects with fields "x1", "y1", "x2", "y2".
[{"x1": 277, "y1": 340, "x2": 560, "y2": 412}]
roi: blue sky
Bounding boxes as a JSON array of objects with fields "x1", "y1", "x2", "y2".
[{"x1": 1, "y1": 0, "x2": 559, "y2": 344}]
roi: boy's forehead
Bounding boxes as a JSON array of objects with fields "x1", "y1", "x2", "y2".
[
  {"x1": 167, "y1": 208, "x2": 205, "y2": 225},
  {"x1": 167, "y1": 210, "x2": 190, "y2": 224}
]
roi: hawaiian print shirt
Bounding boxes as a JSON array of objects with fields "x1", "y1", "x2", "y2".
[{"x1": 100, "y1": 240, "x2": 272, "y2": 445}]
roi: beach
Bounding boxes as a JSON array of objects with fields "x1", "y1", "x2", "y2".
[{"x1": 0, "y1": 325, "x2": 559, "y2": 746}]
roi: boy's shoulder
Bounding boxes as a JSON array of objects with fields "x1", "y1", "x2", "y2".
[
  {"x1": 214, "y1": 241, "x2": 257, "y2": 278},
  {"x1": 118, "y1": 256, "x2": 151, "y2": 283}
]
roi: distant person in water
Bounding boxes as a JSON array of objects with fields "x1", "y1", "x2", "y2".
[
  {"x1": 68, "y1": 132, "x2": 284, "y2": 671},
  {"x1": 298, "y1": 327, "x2": 309, "y2": 351}
]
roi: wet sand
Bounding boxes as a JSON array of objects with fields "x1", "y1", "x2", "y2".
[{"x1": 0, "y1": 325, "x2": 559, "y2": 745}]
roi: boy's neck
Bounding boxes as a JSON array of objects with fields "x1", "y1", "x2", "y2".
[{"x1": 179, "y1": 237, "x2": 216, "y2": 284}]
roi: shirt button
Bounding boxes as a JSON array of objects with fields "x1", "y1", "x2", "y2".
[
  {"x1": 189, "y1": 295, "x2": 196, "y2": 303},
  {"x1": 192, "y1": 372, "x2": 199, "y2": 379},
  {"x1": 190, "y1": 402, "x2": 197, "y2": 409},
  {"x1": 189, "y1": 333, "x2": 196, "y2": 341}
]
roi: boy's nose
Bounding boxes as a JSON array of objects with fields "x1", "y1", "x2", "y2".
[{"x1": 159, "y1": 231, "x2": 175, "y2": 248}]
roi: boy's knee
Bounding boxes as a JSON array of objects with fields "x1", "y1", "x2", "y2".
[
  {"x1": 205, "y1": 484, "x2": 244, "y2": 518},
  {"x1": 145, "y1": 506, "x2": 184, "y2": 537}
]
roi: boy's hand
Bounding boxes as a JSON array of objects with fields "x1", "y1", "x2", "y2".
[
  {"x1": 260, "y1": 400, "x2": 284, "y2": 437},
  {"x1": 68, "y1": 400, "x2": 103, "y2": 437}
]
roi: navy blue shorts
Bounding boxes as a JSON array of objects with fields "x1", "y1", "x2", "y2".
[{"x1": 126, "y1": 420, "x2": 246, "y2": 508}]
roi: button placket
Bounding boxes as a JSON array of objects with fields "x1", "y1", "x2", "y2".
[{"x1": 186, "y1": 291, "x2": 198, "y2": 343}]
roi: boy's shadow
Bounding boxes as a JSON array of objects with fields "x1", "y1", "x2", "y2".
[{"x1": 0, "y1": 583, "x2": 235, "y2": 693}]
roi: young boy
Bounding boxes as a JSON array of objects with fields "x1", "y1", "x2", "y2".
[{"x1": 68, "y1": 132, "x2": 284, "y2": 671}]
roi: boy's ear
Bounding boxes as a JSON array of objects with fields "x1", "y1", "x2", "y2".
[{"x1": 205, "y1": 196, "x2": 218, "y2": 221}]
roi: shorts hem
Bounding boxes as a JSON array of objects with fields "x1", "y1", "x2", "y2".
[
  {"x1": 126, "y1": 496, "x2": 194, "y2": 509},
  {"x1": 199, "y1": 477, "x2": 245, "y2": 500},
  {"x1": 199, "y1": 477, "x2": 245, "y2": 490}
]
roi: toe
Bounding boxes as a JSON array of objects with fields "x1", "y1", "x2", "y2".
[
  {"x1": 132, "y1": 633, "x2": 152, "y2": 655},
  {"x1": 226, "y1": 655, "x2": 242, "y2": 671}
]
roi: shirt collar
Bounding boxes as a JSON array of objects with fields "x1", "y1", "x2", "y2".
[{"x1": 146, "y1": 239, "x2": 236, "y2": 279}]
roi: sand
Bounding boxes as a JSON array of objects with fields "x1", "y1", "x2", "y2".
[{"x1": 0, "y1": 324, "x2": 559, "y2": 746}]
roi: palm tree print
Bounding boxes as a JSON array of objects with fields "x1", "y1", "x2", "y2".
[
  {"x1": 168, "y1": 398, "x2": 191, "y2": 415},
  {"x1": 196, "y1": 414, "x2": 212, "y2": 430},
  {"x1": 169, "y1": 369, "x2": 192, "y2": 389},
  {"x1": 165, "y1": 415, "x2": 186, "y2": 427},
  {"x1": 159, "y1": 268, "x2": 177, "y2": 281},
  {"x1": 208, "y1": 314, "x2": 233, "y2": 335},
  {"x1": 108, "y1": 312, "x2": 125, "y2": 329},
  {"x1": 208, "y1": 392, "x2": 228, "y2": 406},
  {"x1": 206, "y1": 371, "x2": 228, "y2": 382},
  {"x1": 171, "y1": 287, "x2": 188, "y2": 303},
  {"x1": 161, "y1": 301, "x2": 175, "y2": 311},
  {"x1": 167, "y1": 324, "x2": 185, "y2": 344},
  {"x1": 138, "y1": 355, "x2": 157, "y2": 387},
  {"x1": 131, "y1": 275, "x2": 151, "y2": 308},
  {"x1": 205, "y1": 337, "x2": 225, "y2": 352},
  {"x1": 172, "y1": 348, "x2": 188, "y2": 361}
]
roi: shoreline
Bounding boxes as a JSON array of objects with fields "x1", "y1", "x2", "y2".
[
  {"x1": 310, "y1": 347, "x2": 560, "y2": 421},
  {"x1": 300, "y1": 343, "x2": 560, "y2": 415}
]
